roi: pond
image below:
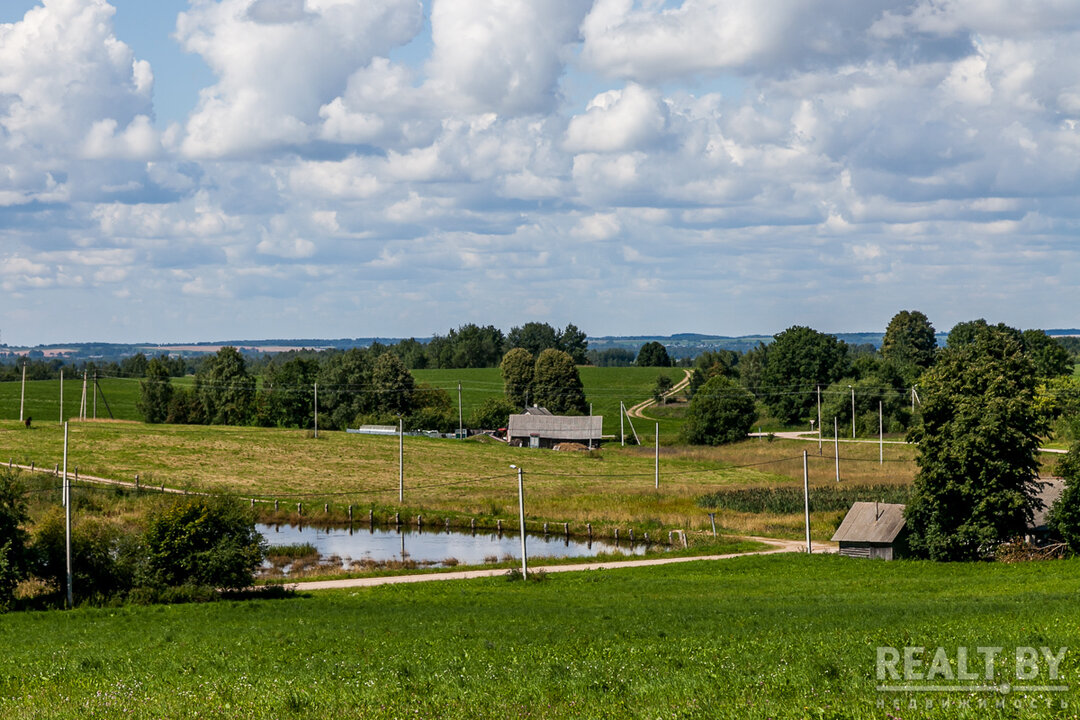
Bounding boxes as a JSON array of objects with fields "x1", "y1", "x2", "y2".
[{"x1": 258, "y1": 523, "x2": 652, "y2": 570}]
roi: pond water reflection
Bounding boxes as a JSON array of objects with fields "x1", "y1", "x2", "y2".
[{"x1": 258, "y1": 523, "x2": 651, "y2": 568}]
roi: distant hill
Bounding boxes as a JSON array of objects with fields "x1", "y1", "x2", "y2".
[
  {"x1": 588, "y1": 332, "x2": 885, "y2": 359},
  {"x1": 4, "y1": 327, "x2": 1075, "y2": 364}
]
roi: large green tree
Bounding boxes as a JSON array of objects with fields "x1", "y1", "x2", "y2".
[
  {"x1": 904, "y1": 326, "x2": 1046, "y2": 560},
  {"x1": 500, "y1": 348, "x2": 535, "y2": 408},
  {"x1": 196, "y1": 347, "x2": 256, "y2": 426},
  {"x1": 318, "y1": 348, "x2": 376, "y2": 430},
  {"x1": 880, "y1": 310, "x2": 936, "y2": 370},
  {"x1": 258, "y1": 356, "x2": 319, "y2": 428},
  {"x1": 1021, "y1": 329, "x2": 1073, "y2": 378},
  {"x1": 760, "y1": 326, "x2": 849, "y2": 424},
  {"x1": 506, "y1": 322, "x2": 559, "y2": 357},
  {"x1": 137, "y1": 357, "x2": 174, "y2": 424},
  {"x1": 532, "y1": 349, "x2": 588, "y2": 414},
  {"x1": 681, "y1": 376, "x2": 757, "y2": 445},
  {"x1": 635, "y1": 341, "x2": 672, "y2": 367},
  {"x1": 372, "y1": 352, "x2": 416, "y2": 415},
  {"x1": 557, "y1": 323, "x2": 588, "y2": 364}
]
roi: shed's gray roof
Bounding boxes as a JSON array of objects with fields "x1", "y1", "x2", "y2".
[
  {"x1": 1033, "y1": 479, "x2": 1065, "y2": 529},
  {"x1": 507, "y1": 414, "x2": 602, "y2": 440},
  {"x1": 523, "y1": 406, "x2": 554, "y2": 416},
  {"x1": 831, "y1": 502, "x2": 907, "y2": 544}
]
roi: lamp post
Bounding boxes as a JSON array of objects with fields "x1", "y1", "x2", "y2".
[{"x1": 510, "y1": 464, "x2": 527, "y2": 579}]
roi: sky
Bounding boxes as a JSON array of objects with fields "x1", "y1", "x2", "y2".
[{"x1": 3, "y1": 0, "x2": 1080, "y2": 345}]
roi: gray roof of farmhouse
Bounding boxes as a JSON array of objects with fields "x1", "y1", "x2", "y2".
[
  {"x1": 507, "y1": 414, "x2": 603, "y2": 440},
  {"x1": 831, "y1": 502, "x2": 907, "y2": 545},
  {"x1": 832, "y1": 480, "x2": 1065, "y2": 543}
]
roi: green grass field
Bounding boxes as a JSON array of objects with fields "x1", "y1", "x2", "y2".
[
  {"x1": 1, "y1": 367, "x2": 688, "y2": 438},
  {"x1": 2, "y1": 553, "x2": 1078, "y2": 719},
  {"x1": 414, "y1": 366, "x2": 686, "y2": 436}
]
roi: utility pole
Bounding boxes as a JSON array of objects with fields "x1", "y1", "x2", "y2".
[
  {"x1": 511, "y1": 465, "x2": 528, "y2": 579},
  {"x1": 59, "y1": 369, "x2": 63, "y2": 424},
  {"x1": 93, "y1": 371, "x2": 97, "y2": 420},
  {"x1": 80, "y1": 371, "x2": 88, "y2": 420},
  {"x1": 849, "y1": 385, "x2": 855, "y2": 439},
  {"x1": 313, "y1": 382, "x2": 318, "y2": 439},
  {"x1": 879, "y1": 400, "x2": 883, "y2": 465},
  {"x1": 834, "y1": 416, "x2": 840, "y2": 483},
  {"x1": 457, "y1": 381, "x2": 463, "y2": 438},
  {"x1": 19, "y1": 361, "x2": 26, "y2": 423},
  {"x1": 654, "y1": 423, "x2": 659, "y2": 490},
  {"x1": 620, "y1": 401, "x2": 625, "y2": 447},
  {"x1": 816, "y1": 385, "x2": 822, "y2": 455},
  {"x1": 63, "y1": 422, "x2": 73, "y2": 609},
  {"x1": 398, "y1": 418, "x2": 404, "y2": 503},
  {"x1": 802, "y1": 450, "x2": 812, "y2": 554},
  {"x1": 588, "y1": 403, "x2": 593, "y2": 450}
]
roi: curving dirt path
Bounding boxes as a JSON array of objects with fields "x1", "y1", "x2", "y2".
[{"x1": 627, "y1": 368, "x2": 692, "y2": 420}]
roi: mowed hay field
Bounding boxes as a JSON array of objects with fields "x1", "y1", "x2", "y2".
[
  {"x1": 0, "y1": 420, "x2": 925, "y2": 538},
  {"x1": 3, "y1": 553, "x2": 1080, "y2": 719}
]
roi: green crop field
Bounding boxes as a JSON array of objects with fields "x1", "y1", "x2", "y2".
[
  {"x1": 2, "y1": 553, "x2": 1078, "y2": 719},
  {"x1": 1, "y1": 367, "x2": 688, "y2": 438},
  {"x1": 414, "y1": 365, "x2": 686, "y2": 436},
  {"x1": 0, "y1": 375, "x2": 198, "y2": 424}
]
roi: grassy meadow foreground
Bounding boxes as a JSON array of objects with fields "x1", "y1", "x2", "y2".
[
  {"x1": 3, "y1": 554, "x2": 1080, "y2": 719},
  {"x1": 0, "y1": 420, "x2": 919, "y2": 538}
]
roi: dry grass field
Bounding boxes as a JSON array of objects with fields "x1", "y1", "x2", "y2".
[{"x1": 0, "y1": 420, "x2": 948, "y2": 540}]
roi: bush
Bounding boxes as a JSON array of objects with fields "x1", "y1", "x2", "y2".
[
  {"x1": 0, "y1": 469, "x2": 30, "y2": 611},
  {"x1": 469, "y1": 397, "x2": 517, "y2": 430},
  {"x1": 144, "y1": 496, "x2": 265, "y2": 590},
  {"x1": 681, "y1": 376, "x2": 757, "y2": 445},
  {"x1": 32, "y1": 509, "x2": 142, "y2": 604}
]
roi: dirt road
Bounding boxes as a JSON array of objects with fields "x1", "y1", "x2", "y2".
[
  {"x1": 287, "y1": 536, "x2": 834, "y2": 592},
  {"x1": 626, "y1": 368, "x2": 692, "y2": 420}
]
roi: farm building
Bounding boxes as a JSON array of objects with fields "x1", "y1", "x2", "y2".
[
  {"x1": 831, "y1": 502, "x2": 908, "y2": 560},
  {"x1": 507, "y1": 411, "x2": 603, "y2": 449},
  {"x1": 834, "y1": 481, "x2": 1066, "y2": 559}
]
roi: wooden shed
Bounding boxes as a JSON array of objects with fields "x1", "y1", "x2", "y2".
[
  {"x1": 507, "y1": 413, "x2": 603, "y2": 449},
  {"x1": 831, "y1": 502, "x2": 908, "y2": 560}
]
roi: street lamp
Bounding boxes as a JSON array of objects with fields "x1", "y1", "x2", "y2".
[{"x1": 509, "y1": 465, "x2": 528, "y2": 579}]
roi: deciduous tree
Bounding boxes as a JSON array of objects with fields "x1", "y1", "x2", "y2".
[
  {"x1": 137, "y1": 357, "x2": 173, "y2": 424},
  {"x1": 557, "y1": 323, "x2": 588, "y2": 364},
  {"x1": 196, "y1": 347, "x2": 256, "y2": 426},
  {"x1": 532, "y1": 349, "x2": 588, "y2": 414},
  {"x1": 759, "y1": 326, "x2": 849, "y2": 424},
  {"x1": 682, "y1": 376, "x2": 757, "y2": 445},
  {"x1": 500, "y1": 348, "x2": 535, "y2": 408},
  {"x1": 905, "y1": 326, "x2": 1046, "y2": 560},
  {"x1": 881, "y1": 310, "x2": 936, "y2": 370},
  {"x1": 635, "y1": 341, "x2": 671, "y2": 367},
  {"x1": 371, "y1": 351, "x2": 415, "y2": 416}
]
